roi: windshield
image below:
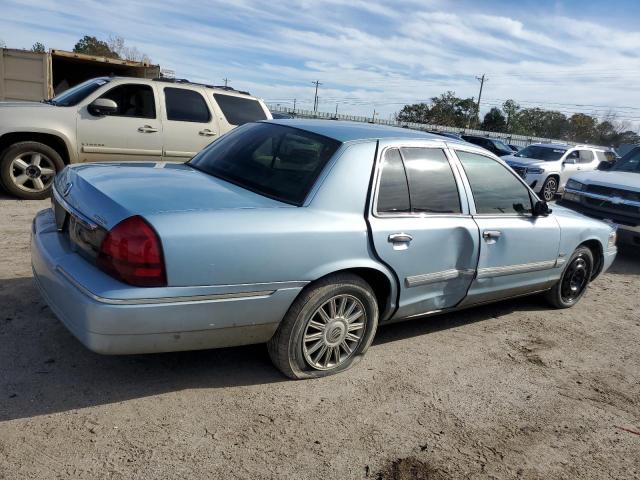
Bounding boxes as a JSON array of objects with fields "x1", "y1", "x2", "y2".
[
  {"x1": 612, "y1": 148, "x2": 640, "y2": 173},
  {"x1": 49, "y1": 78, "x2": 110, "y2": 106},
  {"x1": 492, "y1": 139, "x2": 511, "y2": 152},
  {"x1": 188, "y1": 122, "x2": 342, "y2": 205},
  {"x1": 515, "y1": 145, "x2": 566, "y2": 161}
]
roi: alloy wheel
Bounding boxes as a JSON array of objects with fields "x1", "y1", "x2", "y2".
[
  {"x1": 9, "y1": 152, "x2": 57, "y2": 193},
  {"x1": 543, "y1": 178, "x2": 558, "y2": 202},
  {"x1": 302, "y1": 294, "x2": 367, "y2": 370}
]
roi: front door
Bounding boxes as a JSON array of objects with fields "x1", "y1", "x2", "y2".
[
  {"x1": 160, "y1": 86, "x2": 220, "y2": 161},
  {"x1": 368, "y1": 145, "x2": 479, "y2": 319},
  {"x1": 452, "y1": 149, "x2": 562, "y2": 306},
  {"x1": 559, "y1": 150, "x2": 581, "y2": 188},
  {"x1": 77, "y1": 83, "x2": 163, "y2": 162}
]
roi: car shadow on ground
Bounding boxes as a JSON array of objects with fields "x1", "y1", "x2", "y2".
[{"x1": 607, "y1": 247, "x2": 640, "y2": 275}]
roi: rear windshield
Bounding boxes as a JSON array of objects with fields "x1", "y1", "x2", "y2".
[
  {"x1": 613, "y1": 148, "x2": 640, "y2": 173},
  {"x1": 188, "y1": 123, "x2": 341, "y2": 205},
  {"x1": 515, "y1": 145, "x2": 566, "y2": 161},
  {"x1": 50, "y1": 78, "x2": 110, "y2": 106},
  {"x1": 213, "y1": 93, "x2": 268, "y2": 125}
]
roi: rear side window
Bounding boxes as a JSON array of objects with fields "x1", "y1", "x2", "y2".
[
  {"x1": 164, "y1": 87, "x2": 210, "y2": 122},
  {"x1": 595, "y1": 151, "x2": 607, "y2": 162},
  {"x1": 213, "y1": 94, "x2": 268, "y2": 125},
  {"x1": 578, "y1": 150, "x2": 595, "y2": 163},
  {"x1": 456, "y1": 151, "x2": 532, "y2": 215},
  {"x1": 377, "y1": 149, "x2": 410, "y2": 214},
  {"x1": 400, "y1": 148, "x2": 461, "y2": 213},
  {"x1": 100, "y1": 84, "x2": 155, "y2": 118}
]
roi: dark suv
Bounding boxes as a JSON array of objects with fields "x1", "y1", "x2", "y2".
[{"x1": 461, "y1": 135, "x2": 513, "y2": 157}]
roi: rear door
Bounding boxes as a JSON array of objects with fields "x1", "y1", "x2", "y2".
[
  {"x1": 451, "y1": 148, "x2": 561, "y2": 306},
  {"x1": 77, "y1": 82, "x2": 163, "y2": 162},
  {"x1": 161, "y1": 86, "x2": 219, "y2": 160},
  {"x1": 368, "y1": 143, "x2": 480, "y2": 319}
]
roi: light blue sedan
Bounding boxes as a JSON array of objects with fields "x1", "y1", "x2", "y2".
[{"x1": 32, "y1": 120, "x2": 618, "y2": 378}]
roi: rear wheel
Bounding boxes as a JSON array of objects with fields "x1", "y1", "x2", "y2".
[
  {"x1": 267, "y1": 273, "x2": 379, "y2": 379},
  {"x1": 541, "y1": 176, "x2": 558, "y2": 202},
  {"x1": 0, "y1": 142, "x2": 64, "y2": 200},
  {"x1": 545, "y1": 246, "x2": 593, "y2": 308}
]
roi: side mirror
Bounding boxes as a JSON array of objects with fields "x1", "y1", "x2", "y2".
[
  {"x1": 88, "y1": 98, "x2": 118, "y2": 116},
  {"x1": 533, "y1": 200, "x2": 551, "y2": 217}
]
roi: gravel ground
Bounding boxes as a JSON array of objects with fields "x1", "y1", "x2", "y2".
[{"x1": 0, "y1": 194, "x2": 639, "y2": 480}]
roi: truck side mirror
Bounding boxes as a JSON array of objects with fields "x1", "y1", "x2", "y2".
[
  {"x1": 533, "y1": 200, "x2": 551, "y2": 217},
  {"x1": 88, "y1": 98, "x2": 118, "y2": 116}
]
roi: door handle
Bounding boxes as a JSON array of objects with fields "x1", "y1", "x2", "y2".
[
  {"x1": 482, "y1": 230, "x2": 502, "y2": 239},
  {"x1": 199, "y1": 129, "x2": 217, "y2": 137},
  {"x1": 138, "y1": 125, "x2": 158, "y2": 133},
  {"x1": 388, "y1": 233, "x2": 413, "y2": 243}
]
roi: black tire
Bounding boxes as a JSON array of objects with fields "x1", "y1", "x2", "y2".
[
  {"x1": 545, "y1": 246, "x2": 594, "y2": 309},
  {"x1": 0, "y1": 141, "x2": 64, "y2": 200},
  {"x1": 267, "y1": 273, "x2": 379, "y2": 379},
  {"x1": 541, "y1": 176, "x2": 558, "y2": 202}
]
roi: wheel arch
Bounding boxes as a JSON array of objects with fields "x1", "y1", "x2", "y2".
[{"x1": 0, "y1": 131, "x2": 73, "y2": 165}]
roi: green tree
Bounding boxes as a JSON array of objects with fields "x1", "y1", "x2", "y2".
[
  {"x1": 482, "y1": 107, "x2": 506, "y2": 132},
  {"x1": 566, "y1": 113, "x2": 598, "y2": 143},
  {"x1": 396, "y1": 103, "x2": 431, "y2": 124},
  {"x1": 502, "y1": 100, "x2": 520, "y2": 132},
  {"x1": 73, "y1": 35, "x2": 119, "y2": 58},
  {"x1": 31, "y1": 42, "x2": 45, "y2": 53}
]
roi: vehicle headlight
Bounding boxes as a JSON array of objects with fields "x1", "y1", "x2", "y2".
[
  {"x1": 527, "y1": 167, "x2": 544, "y2": 174},
  {"x1": 608, "y1": 230, "x2": 617, "y2": 249},
  {"x1": 566, "y1": 179, "x2": 585, "y2": 191}
]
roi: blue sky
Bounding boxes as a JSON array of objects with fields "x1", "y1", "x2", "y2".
[{"x1": 2, "y1": 0, "x2": 640, "y2": 124}]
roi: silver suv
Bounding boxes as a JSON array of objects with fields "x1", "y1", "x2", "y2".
[
  {"x1": 502, "y1": 143, "x2": 609, "y2": 201},
  {"x1": 0, "y1": 77, "x2": 272, "y2": 199}
]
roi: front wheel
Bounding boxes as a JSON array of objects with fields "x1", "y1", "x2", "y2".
[
  {"x1": 545, "y1": 246, "x2": 594, "y2": 308},
  {"x1": 267, "y1": 273, "x2": 379, "y2": 379},
  {"x1": 0, "y1": 141, "x2": 64, "y2": 200},
  {"x1": 541, "y1": 176, "x2": 558, "y2": 202}
]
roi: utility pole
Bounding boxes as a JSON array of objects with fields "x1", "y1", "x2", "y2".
[
  {"x1": 312, "y1": 80, "x2": 322, "y2": 113},
  {"x1": 372, "y1": 108, "x2": 377, "y2": 123},
  {"x1": 293, "y1": 98, "x2": 296, "y2": 112},
  {"x1": 335, "y1": 103, "x2": 339, "y2": 117},
  {"x1": 223, "y1": 77, "x2": 229, "y2": 87},
  {"x1": 475, "y1": 74, "x2": 487, "y2": 127}
]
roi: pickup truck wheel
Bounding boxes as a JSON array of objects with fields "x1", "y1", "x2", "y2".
[
  {"x1": 545, "y1": 246, "x2": 593, "y2": 309},
  {"x1": 0, "y1": 142, "x2": 64, "y2": 200},
  {"x1": 267, "y1": 273, "x2": 379, "y2": 379},
  {"x1": 541, "y1": 176, "x2": 558, "y2": 202}
]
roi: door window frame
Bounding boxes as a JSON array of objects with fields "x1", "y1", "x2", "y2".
[
  {"x1": 370, "y1": 142, "x2": 472, "y2": 219},
  {"x1": 95, "y1": 82, "x2": 158, "y2": 119},
  {"x1": 163, "y1": 86, "x2": 212, "y2": 123},
  {"x1": 449, "y1": 145, "x2": 541, "y2": 218}
]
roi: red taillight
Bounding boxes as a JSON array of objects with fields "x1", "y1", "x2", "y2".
[{"x1": 97, "y1": 216, "x2": 167, "y2": 287}]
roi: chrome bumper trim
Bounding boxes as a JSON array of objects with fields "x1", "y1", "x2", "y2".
[{"x1": 55, "y1": 266, "x2": 277, "y2": 305}]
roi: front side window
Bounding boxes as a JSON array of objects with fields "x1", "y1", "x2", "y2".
[
  {"x1": 164, "y1": 88, "x2": 210, "y2": 122},
  {"x1": 188, "y1": 123, "x2": 340, "y2": 205},
  {"x1": 213, "y1": 94, "x2": 268, "y2": 125},
  {"x1": 377, "y1": 149, "x2": 410, "y2": 214},
  {"x1": 99, "y1": 84, "x2": 155, "y2": 118},
  {"x1": 401, "y1": 148, "x2": 461, "y2": 214},
  {"x1": 456, "y1": 151, "x2": 533, "y2": 215},
  {"x1": 578, "y1": 150, "x2": 595, "y2": 163}
]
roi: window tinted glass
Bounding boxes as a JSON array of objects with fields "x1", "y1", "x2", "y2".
[
  {"x1": 213, "y1": 94, "x2": 267, "y2": 125},
  {"x1": 400, "y1": 148, "x2": 460, "y2": 214},
  {"x1": 377, "y1": 149, "x2": 410, "y2": 214},
  {"x1": 457, "y1": 151, "x2": 532, "y2": 215},
  {"x1": 188, "y1": 123, "x2": 340, "y2": 205},
  {"x1": 515, "y1": 145, "x2": 566, "y2": 161},
  {"x1": 164, "y1": 87, "x2": 210, "y2": 122},
  {"x1": 613, "y1": 148, "x2": 640, "y2": 173},
  {"x1": 578, "y1": 150, "x2": 594, "y2": 163},
  {"x1": 100, "y1": 84, "x2": 155, "y2": 118},
  {"x1": 52, "y1": 78, "x2": 111, "y2": 106}
]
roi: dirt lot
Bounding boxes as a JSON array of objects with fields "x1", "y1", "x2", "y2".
[{"x1": 0, "y1": 194, "x2": 639, "y2": 480}]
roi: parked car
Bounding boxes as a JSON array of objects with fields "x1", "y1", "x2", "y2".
[
  {"x1": 508, "y1": 144, "x2": 522, "y2": 153},
  {"x1": 502, "y1": 143, "x2": 610, "y2": 202},
  {"x1": 560, "y1": 146, "x2": 640, "y2": 247},
  {"x1": 0, "y1": 76, "x2": 272, "y2": 199},
  {"x1": 271, "y1": 111, "x2": 294, "y2": 119},
  {"x1": 32, "y1": 120, "x2": 617, "y2": 378},
  {"x1": 426, "y1": 130, "x2": 462, "y2": 140},
  {"x1": 461, "y1": 135, "x2": 513, "y2": 157}
]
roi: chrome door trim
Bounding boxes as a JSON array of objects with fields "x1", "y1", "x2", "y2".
[
  {"x1": 476, "y1": 260, "x2": 556, "y2": 279},
  {"x1": 81, "y1": 146, "x2": 163, "y2": 156},
  {"x1": 405, "y1": 268, "x2": 476, "y2": 288}
]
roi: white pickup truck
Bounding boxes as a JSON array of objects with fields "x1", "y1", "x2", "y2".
[
  {"x1": 0, "y1": 77, "x2": 272, "y2": 199},
  {"x1": 560, "y1": 147, "x2": 640, "y2": 248}
]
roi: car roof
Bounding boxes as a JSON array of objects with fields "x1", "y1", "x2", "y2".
[
  {"x1": 264, "y1": 119, "x2": 465, "y2": 144},
  {"x1": 103, "y1": 76, "x2": 259, "y2": 99}
]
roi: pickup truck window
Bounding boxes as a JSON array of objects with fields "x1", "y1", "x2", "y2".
[
  {"x1": 188, "y1": 122, "x2": 340, "y2": 206},
  {"x1": 100, "y1": 84, "x2": 155, "y2": 119},
  {"x1": 401, "y1": 148, "x2": 461, "y2": 214},
  {"x1": 164, "y1": 87, "x2": 210, "y2": 123},
  {"x1": 213, "y1": 93, "x2": 268, "y2": 126},
  {"x1": 50, "y1": 78, "x2": 110, "y2": 106},
  {"x1": 457, "y1": 151, "x2": 533, "y2": 215},
  {"x1": 377, "y1": 149, "x2": 410, "y2": 214}
]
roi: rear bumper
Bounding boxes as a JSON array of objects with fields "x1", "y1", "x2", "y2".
[{"x1": 31, "y1": 209, "x2": 304, "y2": 354}]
